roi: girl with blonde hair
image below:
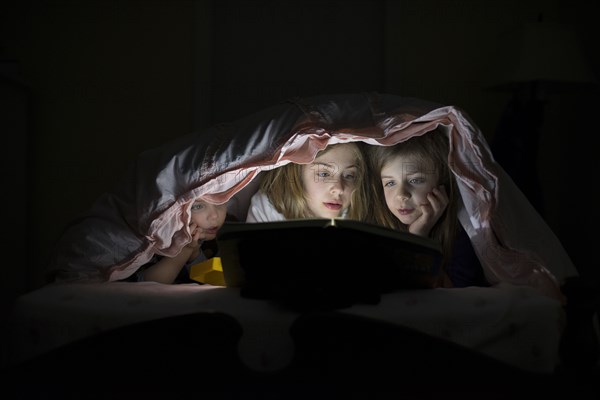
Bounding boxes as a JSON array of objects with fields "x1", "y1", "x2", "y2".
[{"x1": 246, "y1": 142, "x2": 369, "y2": 222}]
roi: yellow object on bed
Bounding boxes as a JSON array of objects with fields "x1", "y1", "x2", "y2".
[{"x1": 189, "y1": 257, "x2": 225, "y2": 286}]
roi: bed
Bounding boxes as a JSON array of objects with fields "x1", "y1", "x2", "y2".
[{"x1": 3, "y1": 93, "x2": 598, "y2": 398}]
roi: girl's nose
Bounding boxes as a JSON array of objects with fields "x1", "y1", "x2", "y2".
[
  {"x1": 205, "y1": 205, "x2": 219, "y2": 221},
  {"x1": 395, "y1": 186, "x2": 409, "y2": 201},
  {"x1": 330, "y1": 177, "x2": 345, "y2": 195}
]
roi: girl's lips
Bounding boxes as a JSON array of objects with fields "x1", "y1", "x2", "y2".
[
  {"x1": 203, "y1": 227, "x2": 219, "y2": 235},
  {"x1": 397, "y1": 208, "x2": 413, "y2": 215},
  {"x1": 324, "y1": 202, "x2": 342, "y2": 210}
]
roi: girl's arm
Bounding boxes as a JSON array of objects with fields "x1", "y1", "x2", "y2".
[{"x1": 143, "y1": 242, "x2": 200, "y2": 284}]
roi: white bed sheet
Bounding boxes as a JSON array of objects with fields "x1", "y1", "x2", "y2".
[{"x1": 5, "y1": 281, "x2": 565, "y2": 374}]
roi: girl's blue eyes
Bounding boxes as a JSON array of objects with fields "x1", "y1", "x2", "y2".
[
  {"x1": 316, "y1": 170, "x2": 356, "y2": 181},
  {"x1": 191, "y1": 203, "x2": 205, "y2": 211},
  {"x1": 383, "y1": 177, "x2": 425, "y2": 187},
  {"x1": 343, "y1": 173, "x2": 356, "y2": 181},
  {"x1": 191, "y1": 203, "x2": 227, "y2": 212}
]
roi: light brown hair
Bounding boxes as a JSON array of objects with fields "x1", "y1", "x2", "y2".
[
  {"x1": 259, "y1": 142, "x2": 370, "y2": 221},
  {"x1": 366, "y1": 129, "x2": 460, "y2": 266}
]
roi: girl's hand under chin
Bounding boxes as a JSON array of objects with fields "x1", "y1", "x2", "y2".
[
  {"x1": 408, "y1": 185, "x2": 449, "y2": 237},
  {"x1": 186, "y1": 223, "x2": 202, "y2": 261}
]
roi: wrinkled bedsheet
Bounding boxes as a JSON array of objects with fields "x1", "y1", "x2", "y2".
[{"x1": 6, "y1": 281, "x2": 564, "y2": 374}]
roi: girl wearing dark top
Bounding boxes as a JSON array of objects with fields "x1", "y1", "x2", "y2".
[{"x1": 367, "y1": 129, "x2": 489, "y2": 288}]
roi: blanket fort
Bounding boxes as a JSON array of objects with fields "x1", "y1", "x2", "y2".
[{"x1": 46, "y1": 92, "x2": 577, "y2": 304}]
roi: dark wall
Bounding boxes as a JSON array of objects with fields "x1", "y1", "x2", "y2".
[
  {"x1": 207, "y1": 0, "x2": 386, "y2": 124},
  {"x1": 1, "y1": 0, "x2": 196, "y2": 294},
  {"x1": 1, "y1": 0, "x2": 598, "y2": 299}
]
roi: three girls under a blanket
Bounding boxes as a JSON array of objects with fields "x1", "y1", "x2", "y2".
[{"x1": 137, "y1": 135, "x2": 489, "y2": 287}]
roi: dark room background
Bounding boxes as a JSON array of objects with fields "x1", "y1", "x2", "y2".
[{"x1": 1, "y1": 0, "x2": 599, "y2": 308}]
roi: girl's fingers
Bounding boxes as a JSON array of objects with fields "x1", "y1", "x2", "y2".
[
  {"x1": 429, "y1": 188, "x2": 449, "y2": 212},
  {"x1": 419, "y1": 202, "x2": 433, "y2": 216},
  {"x1": 425, "y1": 194, "x2": 440, "y2": 214}
]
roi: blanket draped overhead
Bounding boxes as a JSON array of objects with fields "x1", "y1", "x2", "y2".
[{"x1": 47, "y1": 93, "x2": 577, "y2": 303}]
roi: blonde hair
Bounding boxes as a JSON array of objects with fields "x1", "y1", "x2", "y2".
[
  {"x1": 366, "y1": 129, "x2": 460, "y2": 266},
  {"x1": 259, "y1": 142, "x2": 369, "y2": 221}
]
